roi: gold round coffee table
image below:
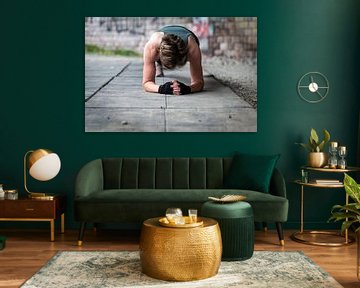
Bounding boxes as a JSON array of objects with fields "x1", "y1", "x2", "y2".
[{"x1": 139, "y1": 217, "x2": 222, "y2": 281}]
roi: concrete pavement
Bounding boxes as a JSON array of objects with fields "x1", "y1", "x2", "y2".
[{"x1": 85, "y1": 55, "x2": 257, "y2": 132}]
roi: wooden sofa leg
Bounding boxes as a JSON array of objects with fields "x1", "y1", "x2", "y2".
[
  {"x1": 276, "y1": 222, "x2": 285, "y2": 246},
  {"x1": 77, "y1": 222, "x2": 86, "y2": 246},
  {"x1": 262, "y1": 222, "x2": 268, "y2": 232}
]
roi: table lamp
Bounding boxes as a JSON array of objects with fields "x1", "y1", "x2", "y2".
[{"x1": 24, "y1": 148, "x2": 61, "y2": 199}]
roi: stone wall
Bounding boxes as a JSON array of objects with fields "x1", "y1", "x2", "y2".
[{"x1": 85, "y1": 17, "x2": 257, "y2": 60}]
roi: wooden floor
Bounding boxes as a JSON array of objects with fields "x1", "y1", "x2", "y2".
[{"x1": 0, "y1": 228, "x2": 358, "y2": 288}]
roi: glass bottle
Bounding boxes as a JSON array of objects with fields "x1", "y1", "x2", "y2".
[
  {"x1": 301, "y1": 169, "x2": 308, "y2": 183},
  {"x1": 328, "y1": 142, "x2": 338, "y2": 169},
  {"x1": 6, "y1": 189, "x2": 18, "y2": 200},
  {"x1": 337, "y1": 146, "x2": 347, "y2": 169},
  {"x1": 0, "y1": 184, "x2": 4, "y2": 199}
]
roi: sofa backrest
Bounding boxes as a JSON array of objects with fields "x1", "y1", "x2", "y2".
[{"x1": 102, "y1": 157, "x2": 233, "y2": 189}]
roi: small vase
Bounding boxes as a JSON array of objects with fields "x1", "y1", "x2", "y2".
[{"x1": 308, "y1": 152, "x2": 328, "y2": 168}]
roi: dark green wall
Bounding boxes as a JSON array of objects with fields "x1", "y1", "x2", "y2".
[{"x1": 1, "y1": 0, "x2": 359, "y2": 230}]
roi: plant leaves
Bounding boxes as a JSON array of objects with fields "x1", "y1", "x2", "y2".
[
  {"x1": 297, "y1": 128, "x2": 330, "y2": 152},
  {"x1": 329, "y1": 174, "x2": 360, "y2": 232},
  {"x1": 344, "y1": 173, "x2": 360, "y2": 204},
  {"x1": 317, "y1": 140, "x2": 325, "y2": 152},
  {"x1": 329, "y1": 211, "x2": 357, "y2": 221},
  {"x1": 295, "y1": 142, "x2": 312, "y2": 152},
  {"x1": 331, "y1": 203, "x2": 360, "y2": 215},
  {"x1": 308, "y1": 138, "x2": 318, "y2": 152},
  {"x1": 308, "y1": 137, "x2": 316, "y2": 152},
  {"x1": 323, "y1": 129, "x2": 330, "y2": 144},
  {"x1": 310, "y1": 128, "x2": 319, "y2": 144},
  {"x1": 341, "y1": 220, "x2": 358, "y2": 234}
]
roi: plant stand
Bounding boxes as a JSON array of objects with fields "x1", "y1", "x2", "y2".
[{"x1": 291, "y1": 166, "x2": 359, "y2": 246}]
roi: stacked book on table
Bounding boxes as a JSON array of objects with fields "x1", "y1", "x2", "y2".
[{"x1": 313, "y1": 179, "x2": 342, "y2": 185}]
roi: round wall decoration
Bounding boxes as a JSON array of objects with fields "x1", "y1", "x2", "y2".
[{"x1": 297, "y1": 72, "x2": 329, "y2": 103}]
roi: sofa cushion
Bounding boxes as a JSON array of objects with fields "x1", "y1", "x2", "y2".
[
  {"x1": 223, "y1": 153, "x2": 280, "y2": 193},
  {"x1": 75, "y1": 188, "x2": 288, "y2": 222},
  {"x1": 77, "y1": 188, "x2": 285, "y2": 203},
  {"x1": 101, "y1": 158, "x2": 234, "y2": 190}
]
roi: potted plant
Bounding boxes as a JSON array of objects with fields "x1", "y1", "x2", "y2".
[
  {"x1": 329, "y1": 173, "x2": 360, "y2": 279},
  {"x1": 329, "y1": 173, "x2": 360, "y2": 233},
  {"x1": 296, "y1": 128, "x2": 330, "y2": 167}
]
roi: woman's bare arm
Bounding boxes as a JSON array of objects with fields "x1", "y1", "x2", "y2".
[
  {"x1": 142, "y1": 41, "x2": 160, "y2": 93},
  {"x1": 187, "y1": 37, "x2": 204, "y2": 93}
]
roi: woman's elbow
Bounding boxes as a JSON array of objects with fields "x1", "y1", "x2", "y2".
[
  {"x1": 142, "y1": 82, "x2": 150, "y2": 92},
  {"x1": 193, "y1": 80, "x2": 204, "y2": 92},
  {"x1": 199, "y1": 80, "x2": 204, "y2": 91},
  {"x1": 143, "y1": 81, "x2": 158, "y2": 93}
]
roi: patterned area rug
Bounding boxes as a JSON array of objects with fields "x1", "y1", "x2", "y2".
[{"x1": 21, "y1": 251, "x2": 342, "y2": 288}]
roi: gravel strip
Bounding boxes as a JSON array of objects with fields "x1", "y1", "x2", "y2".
[{"x1": 203, "y1": 57, "x2": 257, "y2": 109}]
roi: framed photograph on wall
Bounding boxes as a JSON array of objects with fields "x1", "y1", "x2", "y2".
[{"x1": 85, "y1": 17, "x2": 257, "y2": 132}]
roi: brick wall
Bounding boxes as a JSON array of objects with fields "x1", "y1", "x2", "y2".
[
  {"x1": 208, "y1": 17, "x2": 257, "y2": 59},
  {"x1": 85, "y1": 17, "x2": 257, "y2": 60}
]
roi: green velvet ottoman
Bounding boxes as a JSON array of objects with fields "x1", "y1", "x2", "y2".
[{"x1": 201, "y1": 201, "x2": 254, "y2": 261}]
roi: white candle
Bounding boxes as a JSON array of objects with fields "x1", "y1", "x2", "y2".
[{"x1": 339, "y1": 146, "x2": 346, "y2": 153}]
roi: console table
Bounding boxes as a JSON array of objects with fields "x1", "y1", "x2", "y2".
[
  {"x1": 0, "y1": 195, "x2": 66, "y2": 241},
  {"x1": 291, "y1": 166, "x2": 359, "y2": 246}
]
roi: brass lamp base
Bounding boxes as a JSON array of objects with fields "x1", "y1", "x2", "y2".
[{"x1": 28, "y1": 192, "x2": 55, "y2": 200}]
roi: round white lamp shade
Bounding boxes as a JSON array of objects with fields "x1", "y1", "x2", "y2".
[{"x1": 29, "y1": 151, "x2": 61, "y2": 181}]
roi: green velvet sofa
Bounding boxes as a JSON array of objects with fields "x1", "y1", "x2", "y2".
[{"x1": 74, "y1": 157, "x2": 288, "y2": 246}]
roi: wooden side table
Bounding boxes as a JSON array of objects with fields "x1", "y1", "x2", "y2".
[{"x1": 0, "y1": 195, "x2": 66, "y2": 241}]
